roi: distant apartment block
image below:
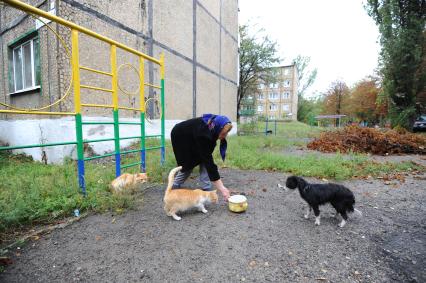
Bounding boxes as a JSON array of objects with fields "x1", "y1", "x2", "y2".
[{"x1": 240, "y1": 64, "x2": 298, "y2": 121}]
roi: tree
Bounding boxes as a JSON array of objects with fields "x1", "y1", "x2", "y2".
[
  {"x1": 238, "y1": 24, "x2": 281, "y2": 122},
  {"x1": 322, "y1": 80, "x2": 350, "y2": 126},
  {"x1": 297, "y1": 96, "x2": 323, "y2": 125},
  {"x1": 347, "y1": 76, "x2": 388, "y2": 124},
  {"x1": 293, "y1": 55, "x2": 318, "y2": 121},
  {"x1": 293, "y1": 55, "x2": 318, "y2": 98},
  {"x1": 366, "y1": 0, "x2": 426, "y2": 130}
]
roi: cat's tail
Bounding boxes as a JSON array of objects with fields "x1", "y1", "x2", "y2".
[{"x1": 165, "y1": 166, "x2": 183, "y2": 196}]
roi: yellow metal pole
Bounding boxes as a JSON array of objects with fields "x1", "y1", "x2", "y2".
[
  {"x1": 0, "y1": 110, "x2": 75, "y2": 115},
  {"x1": 72, "y1": 30, "x2": 81, "y2": 114},
  {"x1": 143, "y1": 83, "x2": 161, "y2": 89},
  {"x1": 111, "y1": 45, "x2": 118, "y2": 110},
  {"x1": 160, "y1": 53, "x2": 165, "y2": 81},
  {"x1": 139, "y1": 57, "x2": 145, "y2": 112},
  {"x1": 80, "y1": 85, "x2": 114, "y2": 93}
]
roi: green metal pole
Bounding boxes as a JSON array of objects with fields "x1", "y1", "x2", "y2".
[
  {"x1": 75, "y1": 113, "x2": 86, "y2": 194},
  {"x1": 141, "y1": 111, "x2": 146, "y2": 172},
  {"x1": 113, "y1": 109, "x2": 121, "y2": 176},
  {"x1": 0, "y1": 141, "x2": 77, "y2": 151},
  {"x1": 160, "y1": 77, "x2": 165, "y2": 164}
]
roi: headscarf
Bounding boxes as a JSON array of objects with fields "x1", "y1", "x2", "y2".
[{"x1": 202, "y1": 114, "x2": 231, "y2": 161}]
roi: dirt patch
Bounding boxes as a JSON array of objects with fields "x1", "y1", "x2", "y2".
[{"x1": 1, "y1": 168, "x2": 424, "y2": 282}]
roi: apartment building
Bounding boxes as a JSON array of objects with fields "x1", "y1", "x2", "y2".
[{"x1": 256, "y1": 65, "x2": 298, "y2": 120}]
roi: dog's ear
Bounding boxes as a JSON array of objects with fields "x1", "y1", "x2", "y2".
[
  {"x1": 295, "y1": 176, "x2": 307, "y2": 189},
  {"x1": 285, "y1": 176, "x2": 298, "y2": 190}
]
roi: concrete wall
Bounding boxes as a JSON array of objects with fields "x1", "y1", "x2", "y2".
[{"x1": 0, "y1": 117, "x2": 237, "y2": 163}]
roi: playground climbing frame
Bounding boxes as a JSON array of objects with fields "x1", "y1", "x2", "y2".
[{"x1": 0, "y1": 0, "x2": 166, "y2": 194}]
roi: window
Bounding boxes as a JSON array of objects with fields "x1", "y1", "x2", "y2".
[
  {"x1": 258, "y1": 93, "x2": 264, "y2": 100},
  {"x1": 257, "y1": 105, "x2": 264, "y2": 112},
  {"x1": 268, "y1": 82, "x2": 278, "y2": 89},
  {"x1": 282, "y1": 104, "x2": 290, "y2": 112},
  {"x1": 259, "y1": 83, "x2": 264, "y2": 89},
  {"x1": 283, "y1": 68, "x2": 290, "y2": 76},
  {"x1": 269, "y1": 104, "x2": 277, "y2": 111},
  {"x1": 282, "y1": 92, "x2": 290, "y2": 99},
  {"x1": 283, "y1": 80, "x2": 291, "y2": 87},
  {"x1": 269, "y1": 92, "x2": 278, "y2": 100},
  {"x1": 9, "y1": 35, "x2": 40, "y2": 93}
]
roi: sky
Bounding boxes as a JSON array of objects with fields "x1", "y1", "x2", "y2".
[{"x1": 238, "y1": 0, "x2": 381, "y2": 98}]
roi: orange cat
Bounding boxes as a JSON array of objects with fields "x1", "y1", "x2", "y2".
[
  {"x1": 164, "y1": 166, "x2": 218, "y2": 220},
  {"x1": 110, "y1": 173, "x2": 148, "y2": 194}
]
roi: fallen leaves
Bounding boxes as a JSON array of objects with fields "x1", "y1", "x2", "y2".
[{"x1": 307, "y1": 126, "x2": 426, "y2": 155}]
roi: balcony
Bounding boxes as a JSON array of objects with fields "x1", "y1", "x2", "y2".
[{"x1": 239, "y1": 109, "x2": 256, "y2": 116}]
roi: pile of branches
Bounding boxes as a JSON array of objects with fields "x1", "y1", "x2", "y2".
[{"x1": 307, "y1": 126, "x2": 426, "y2": 155}]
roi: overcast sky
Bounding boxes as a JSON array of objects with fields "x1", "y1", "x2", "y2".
[{"x1": 238, "y1": 0, "x2": 381, "y2": 98}]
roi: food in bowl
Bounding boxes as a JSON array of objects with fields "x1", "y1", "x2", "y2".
[{"x1": 228, "y1": 194, "x2": 248, "y2": 213}]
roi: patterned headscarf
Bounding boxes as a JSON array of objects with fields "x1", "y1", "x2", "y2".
[{"x1": 202, "y1": 114, "x2": 231, "y2": 161}]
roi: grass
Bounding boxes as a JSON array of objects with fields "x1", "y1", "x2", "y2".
[
  {"x1": 238, "y1": 120, "x2": 323, "y2": 138},
  {"x1": 219, "y1": 138, "x2": 420, "y2": 180},
  {"x1": 0, "y1": 153, "x2": 132, "y2": 233},
  {"x1": 0, "y1": 121, "x2": 423, "y2": 235},
  {"x1": 0, "y1": 138, "x2": 174, "y2": 234}
]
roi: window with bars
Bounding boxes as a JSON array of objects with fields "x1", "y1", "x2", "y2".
[{"x1": 9, "y1": 35, "x2": 40, "y2": 93}]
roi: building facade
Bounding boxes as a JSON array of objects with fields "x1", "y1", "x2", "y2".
[
  {"x1": 256, "y1": 65, "x2": 298, "y2": 120},
  {"x1": 240, "y1": 64, "x2": 298, "y2": 122},
  {"x1": 0, "y1": 0, "x2": 238, "y2": 162}
]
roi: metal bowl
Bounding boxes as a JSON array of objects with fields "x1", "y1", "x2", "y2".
[{"x1": 228, "y1": 194, "x2": 248, "y2": 213}]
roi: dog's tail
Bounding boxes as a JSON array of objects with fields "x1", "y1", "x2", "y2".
[{"x1": 165, "y1": 166, "x2": 182, "y2": 196}]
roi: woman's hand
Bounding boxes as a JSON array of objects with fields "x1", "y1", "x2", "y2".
[
  {"x1": 219, "y1": 187, "x2": 230, "y2": 201},
  {"x1": 212, "y1": 179, "x2": 230, "y2": 201}
]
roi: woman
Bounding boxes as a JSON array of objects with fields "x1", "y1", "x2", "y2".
[{"x1": 170, "y1": 114, "x2": 232, "y2": 200}]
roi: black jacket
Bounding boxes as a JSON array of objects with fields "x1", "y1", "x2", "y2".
[{"x1": 171, "y1": 118, "x2": 220, "y2": 181}]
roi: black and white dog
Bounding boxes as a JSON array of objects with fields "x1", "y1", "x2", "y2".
[{"x1": 286, "y1": 176, "x2": 362, "y2": 227}]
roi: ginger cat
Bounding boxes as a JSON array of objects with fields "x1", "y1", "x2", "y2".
[
  {"x1": 164, "y1": 166, "x2": 218, "y2": 220},
  {"x1": 110, "y1": 173, "x2": 148, "y2": 194}
]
